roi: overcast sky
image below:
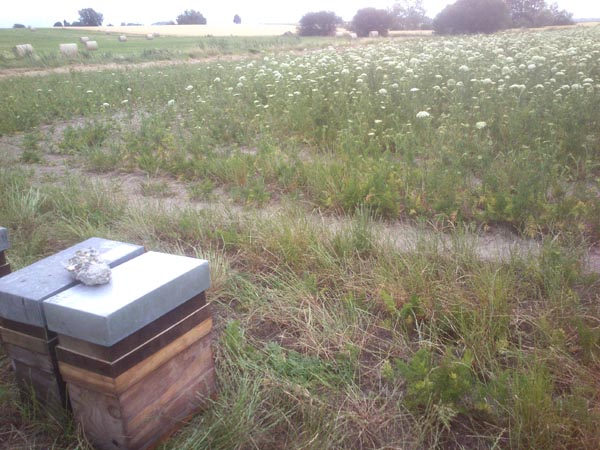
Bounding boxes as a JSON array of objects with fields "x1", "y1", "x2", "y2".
[{"x1": 3, "y1": 0, "x2": 599, "y2": 28}]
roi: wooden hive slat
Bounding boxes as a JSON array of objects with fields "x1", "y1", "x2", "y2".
[
  {"x1": 1, "y1": 327, "x2": 55, "y2": 355},
  {"x1": 67, "y1": 386, "x2": 126, "y2": 449},
  {"x1": 58, "y1": 316, "x2": 213, "y2": 394},
  {"x1": 63, "y1": 324, "x2": 216, "y2": 450},
  {"x1": 13, "y1": 360, "x2": 65, "y2": 408},
  {"x1": 4, "y1": 343, "x2": 56, "y2": 373}
]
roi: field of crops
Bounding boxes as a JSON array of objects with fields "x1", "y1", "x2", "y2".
[{"x1": 0, "y1": 25, "x2": 599, "y2": 449}]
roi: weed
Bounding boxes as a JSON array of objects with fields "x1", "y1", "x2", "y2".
[
  {"x1": 140, "y1": 179, "x2": 174, "y2": 198},
  {"x1": 187, "y1": 179, "x2": 215, "y2": 201},
  {"x1": 20, "y1": 130, "x2": 44, "y2": 163},
  {"x1": 59, "y1": 122, "x2": 111, "y2": 154}
]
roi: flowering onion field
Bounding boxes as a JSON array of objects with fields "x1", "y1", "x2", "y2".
[
  {"x1": 2, "y1": 26, "x2": 599, "y2": 239},
  {"x1": 1, "y1": 26, "x2": 600, "y2": 449}
]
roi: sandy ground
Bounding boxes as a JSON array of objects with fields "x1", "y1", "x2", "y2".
[{"x1": 77, "y1": 24, "x2": 298, "y2": 37}]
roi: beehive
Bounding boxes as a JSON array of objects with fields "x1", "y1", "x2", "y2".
[
  {"x1": 0, "y1": 238, "x2": 144, "y2": 409},
  {"x1": 44, "y1": 251, "x2": 216, "y2": 450}
]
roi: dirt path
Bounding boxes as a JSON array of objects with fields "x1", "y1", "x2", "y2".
[
  {"x1": 0, "y1": 54, "x2": 258, "y2": 79},
  {"x1": 1, "y1": 130, "x2": 598, "y2": 274}
]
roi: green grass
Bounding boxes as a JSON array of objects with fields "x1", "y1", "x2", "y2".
[
  {"x1": 1, "y1": 175, "x2": 598, "y2": 449},
  {"x1": 0, "y1": 28, "x2": 336, "y2": 69},
  {"x1": 1, "y1": 25, "x2": 600, "y2": 449}
]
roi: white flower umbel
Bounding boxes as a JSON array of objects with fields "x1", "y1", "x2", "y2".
[{"x1": 416, "y1": 111, "x2": 431, "y2": 119}]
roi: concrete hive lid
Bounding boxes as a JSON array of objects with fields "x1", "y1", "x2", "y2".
[
  {"x1": 43, "y1": 251, "x2": 210, "y2": 346},
  {"x1": 0, "y1": 238, "x2": 144, "y2": 327}
]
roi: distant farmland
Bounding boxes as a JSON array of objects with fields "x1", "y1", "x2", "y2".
[{"x1": 79, "y1": 24, "x2": 298, "y2": 37}]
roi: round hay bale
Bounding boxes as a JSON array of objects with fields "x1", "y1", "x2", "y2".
[
  {"x1": 118, "y1": 35, "x2": 127, "y2": 42},
  {"x1": 368, "y1": 30, "x2": 379, "y2": 38},
  {"x1": 146, "y1": 34, "x2": 154, "y2": 40},
  {"x1": 350, "y1": 32, "x2": 358, "y2": 39},
  {"x1": 59, "y1": 43, "x2": 78, "y2": 57},
  {"x1": 80, "y1": 36, "x2": 89, "y2": 43},
  {"x1": 13, "y1": 44, "x2": 34, "y2": 58},
  {"x1": 85, "y1": 40, "x2": 98, "y2": 51}
]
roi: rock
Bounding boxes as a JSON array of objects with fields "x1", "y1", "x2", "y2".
[{"x1": 65, "y1": 248, "x2": 112, "y2": 286}]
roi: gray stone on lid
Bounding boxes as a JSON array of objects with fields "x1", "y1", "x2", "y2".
[
  {"x1": 0, "y1": 238, "x2": 144, "y2": 327},
  {"x1": 65, "y1": 249, "x2": 112, "y2": 286},
  {"x1": 0, "y1": 227, "x2": 8, "y2": 252},
  {"x1": 44, "y1": 251, "x2": 210, "y2": 346}
]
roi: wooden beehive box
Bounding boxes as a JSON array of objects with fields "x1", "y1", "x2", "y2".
[
  {"x1": 44, "y1": 251, "x2": 216, "y2": 450},
  {"x1": 0, "y1": 238, "x2": 144, "y2": 409},
  {"x1": 0, "y1": 227, "x2": 10, "y2": 278}
]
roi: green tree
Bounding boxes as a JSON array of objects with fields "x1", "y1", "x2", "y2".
[
  {"x1": 351, "y1": 8, "x2": 394, "y2": 37},
  {"x1": 176, "y1": 9, "x2": 207, "y2": 25},
  {"x1": 391, "y1": 0, "x2": 431, "y2": 30},
  {"x1": 433, "y1": 0, "x2": 510, "y2": 34},
  {"x1": 504, "y1": 0, "x2": 573, "y2": 27},
  {"x1": 504, "y1": 0, "x2": 544, "y2": 26},
  {"x1": 78, "y1": 8, "x2": 103, "y2": 26},
  {"x1": 545, "y1": 3, "x2": 574, "y2": 25},
  {"x1": 298, "y1": 11, "x2": 341, "y2": 36}
]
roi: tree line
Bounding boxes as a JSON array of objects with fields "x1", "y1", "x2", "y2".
[
  {"x1": 45, "y1": 8, "x2": 238, "y2": 28},
  {"x1": 299, "y1": 0, "x2": 574, "y2": 36},
  {"x1": 17, "y1": 1, "x2": 573, "y2": 36}
]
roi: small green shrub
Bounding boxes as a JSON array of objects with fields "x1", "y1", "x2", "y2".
[
  {"x1": 59, "y1": 122, "x2": 111, "y2": 153},
  {"x1": 395, "y1": 347, "x2": 477, "y2": 412}
]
